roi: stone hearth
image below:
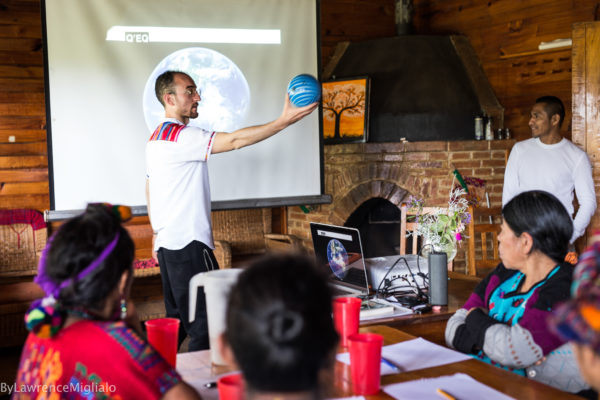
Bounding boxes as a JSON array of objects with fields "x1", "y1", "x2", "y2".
[{"x1": 287, "y1": 139, "x2": 514, "y2": 272}]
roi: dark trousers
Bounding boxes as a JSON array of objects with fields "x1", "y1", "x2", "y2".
[{"x1": 157, "y1": 240, "x2": 219, "y2": 351}]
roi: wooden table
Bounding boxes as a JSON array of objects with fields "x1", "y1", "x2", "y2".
[
  {"x1": 176, "y1": 324, "x2": 580, "y2": 400},
  {"x1": 364, "y1": 326, "x2": 580, "y2": 400},
  {"x1": 362, "y1": 272, "x2": 481, "y2": 345}
]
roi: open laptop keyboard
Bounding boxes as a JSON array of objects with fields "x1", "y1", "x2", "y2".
[{"x1": 342, "y1": 267, "x2": 368, "y2": 286}]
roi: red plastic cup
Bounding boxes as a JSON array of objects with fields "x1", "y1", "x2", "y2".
[
  {"x1": 217, "y1": 373, "x2": 245, "y2": 400},
  {"x1": 145, "y1": 318, "x2": 180, "y2": 367},
  {"x1": 333, "y1": 297, "x2": 362, "y2": 347},
  {"x1": 348, "y1": 333, "x2": 383, "y2": 395}
]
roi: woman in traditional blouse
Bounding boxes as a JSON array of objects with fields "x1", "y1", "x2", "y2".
[
  {"x1": 445, "y1": 190, "x2": 588, "y2": 394},
  {"x1": 13, "y1": 204, "x2": 200, "y2": 400}
]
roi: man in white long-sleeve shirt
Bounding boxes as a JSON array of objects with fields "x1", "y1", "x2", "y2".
[{"x1": 502, "y1": 96, "x2": 596, "y2": 244}]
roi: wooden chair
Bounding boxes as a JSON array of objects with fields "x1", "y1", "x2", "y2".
[
  {"x1": 399, "y1": 204, "x2": 453, "y2": 270},
  {"x1": 466, "y1": 205, "x2": 502, "y2": 276}
]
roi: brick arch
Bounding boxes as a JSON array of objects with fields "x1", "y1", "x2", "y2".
[{"x1": 328, "y1": 180, "x2": 409, "y2": 225}]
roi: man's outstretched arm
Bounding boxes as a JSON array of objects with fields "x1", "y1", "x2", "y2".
[{"x1": 211, "y1": 95, "x2": 318, "y2": 154}]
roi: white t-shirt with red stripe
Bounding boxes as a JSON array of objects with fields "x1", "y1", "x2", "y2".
[{"x1": 146, "y1": 118, "x2": 216, "y2": 251}]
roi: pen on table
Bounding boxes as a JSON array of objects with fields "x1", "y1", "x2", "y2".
[
  {"x1": 203, "y1": 381, "x2": 217, "y2": 389},
  {"x1": 413, "y1": 304, "x2": 432, "y2": 314},
  {"x1": 381, "y1": 356, "x2": 403, "y2": 372},
  {"x1": 436, "y1": 388, "x2": 457, "y2": 400}
]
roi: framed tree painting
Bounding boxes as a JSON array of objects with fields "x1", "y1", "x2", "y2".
[{"x1": 322, "y1": 76, "x2": 370, "y2": 144}]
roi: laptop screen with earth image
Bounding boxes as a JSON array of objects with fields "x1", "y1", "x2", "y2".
[{"x1": 310, "y1": 222, "x2": 370, "y2": 296}]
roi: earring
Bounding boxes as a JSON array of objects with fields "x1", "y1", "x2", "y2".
[{"x1": 120, "y1": 298, "x2": 127, "y2": 320}]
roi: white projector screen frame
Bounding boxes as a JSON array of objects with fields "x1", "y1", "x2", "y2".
[{"x1": 42, "y1": 0, "x2": 328, "y2": 220}]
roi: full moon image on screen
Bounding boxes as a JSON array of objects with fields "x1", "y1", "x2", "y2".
[{"x1": 143, "y1": 47, "x2": 250, "y2": 133}]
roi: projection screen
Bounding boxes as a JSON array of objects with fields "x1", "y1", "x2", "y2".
[{"x1": 42, "y1": 0, "x2": 327, "y2": 219}]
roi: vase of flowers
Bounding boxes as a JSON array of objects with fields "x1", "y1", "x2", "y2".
[
  {"x1": 423, "y1": 236, "x2": 458, "y2": 261},
  {"x1": 406, "y1": 188, "x2": 471, "y2": 262}
]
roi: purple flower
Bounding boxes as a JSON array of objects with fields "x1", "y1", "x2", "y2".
[
  {"x1": 406, "y1": 195, "x2": 424, "y2": 209},
  {"x1": 461, "y1": 212, "x2": 472, "y2": 225},
  {"x1": 455, "y1": 232, "x2": 462, "y2": 242}
]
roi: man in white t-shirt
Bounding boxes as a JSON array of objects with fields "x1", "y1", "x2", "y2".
[
  {"x1": 502, "y1": 96, "x2": 596, "y2": 246},
  {"x1": 145, "y1": 71, "x2": 317, "y2": 350}
]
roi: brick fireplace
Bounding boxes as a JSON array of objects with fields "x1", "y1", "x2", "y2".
[{"x1": 287, "y1": 139, "x2": 514, "y2": 272}]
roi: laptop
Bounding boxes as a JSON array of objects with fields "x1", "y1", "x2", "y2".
[{"x1": 310, "y1": 222, "x2": 370, "y2": 297}]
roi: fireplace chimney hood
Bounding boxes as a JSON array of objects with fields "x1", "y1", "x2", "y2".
[{"x1": 323, "y1": 35, "x2": 503, "y2": 142}]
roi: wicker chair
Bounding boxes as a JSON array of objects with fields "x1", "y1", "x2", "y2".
[
  {"x1": 0, "y1": 209, "x2": 48, "y2": 347},
  {"x1": 0, "y1": 209, "x2": 46, "y2": 278},
  {"x1": 211, "y1": 208, "x2": 303, "y2": 268}
]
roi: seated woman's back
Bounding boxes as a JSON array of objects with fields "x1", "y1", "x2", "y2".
[
  {"x1": 222, "y1": 254, "x2": 339, "y2": 399},
  {"x1": 17, "y1": 319, "x2": 179, "y2": 398},
  {"x1": 14, "y1": 204, "x2": 199, "y2": 400}
]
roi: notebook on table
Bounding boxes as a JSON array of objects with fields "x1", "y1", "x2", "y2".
[{"x1": 310, "y1": 222, "x2": 370, "y2": 297}]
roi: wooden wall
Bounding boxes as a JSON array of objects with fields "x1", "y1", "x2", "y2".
[
  {"x1": 321, "y1": 0, "x2": 395, "y2": 62},
  {"x1": 0, "y1": 0, "x2": 47, "y2": 211},
  {"x1": 0, "y1": 0, "x2": 396, "y2": 214},
  {"x1": 411, "y1": 0, "x2": 600, "y2": 142},
  {"x1": 572, "y1": 21, "x2": 600, "y2": 242},
  {"x1": 1, "y1": 0, "x2": 599, "y2": 221}
]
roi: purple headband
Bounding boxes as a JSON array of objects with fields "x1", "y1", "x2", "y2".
[{"x1": 35, "y1": 232, "x2": 120, "y2": 298}]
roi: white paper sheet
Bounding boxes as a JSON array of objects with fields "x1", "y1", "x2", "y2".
[
  {"x1": 383, "y1": 373, "x2": 515, "y2": 400},
  {"x1": 176, "y1": 352, "x2": 240, "y2": 400},
  {"x1": 337, "y1": 337, "x2": 471, "y2": 375},
  {"x1": 336, "y1": 352, "x2": 404, "y2": 375},
  {"x1": 326, "y1": 397, "x2": 365, "y2": 400},
  {"x1": 182, "y1": 378, "x2": 220, "y2": 400}
]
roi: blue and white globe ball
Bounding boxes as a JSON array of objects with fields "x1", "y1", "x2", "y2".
[{"x1": 287, "y1": 74, "x2": 321, "y2": 107}]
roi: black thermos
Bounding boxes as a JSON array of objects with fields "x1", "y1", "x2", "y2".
[{"x1": 428, "y1": 251, "x2": 448, "y2": 306}]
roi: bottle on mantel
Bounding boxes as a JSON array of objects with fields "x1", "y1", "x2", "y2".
[
  {"x1": 474, "y1": 116, "x2": 483, "y2": 140},
  {"x1": 485, "y1": 115, "x2": 494, "y2": 140}
]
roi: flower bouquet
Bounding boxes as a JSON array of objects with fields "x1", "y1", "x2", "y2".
[{"x1": 406, "y1": 188, "x2": 471, "y2": 261}]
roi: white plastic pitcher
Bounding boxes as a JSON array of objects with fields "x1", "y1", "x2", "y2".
[{"x1": 188, "y1": 268, "x2": 242, "y2": 365}]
